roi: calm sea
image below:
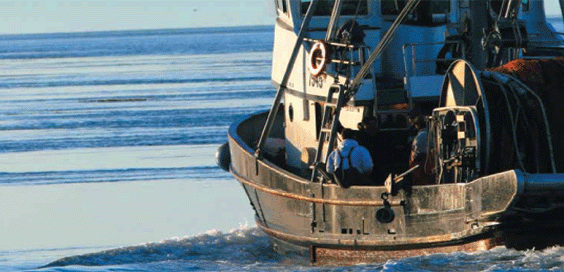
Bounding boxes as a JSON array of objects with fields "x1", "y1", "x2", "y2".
[{"x1": 1, "y1": 19, "x2": 564, "y2": 271}]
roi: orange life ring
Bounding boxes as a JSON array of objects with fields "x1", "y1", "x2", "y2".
[{"x1": 308, "y1": 41, "x2": 330, "y2": 76}]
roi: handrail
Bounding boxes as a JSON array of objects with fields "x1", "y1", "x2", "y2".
[{"x1": 402, "y1": 40, "x2": 465, "y2": 78}]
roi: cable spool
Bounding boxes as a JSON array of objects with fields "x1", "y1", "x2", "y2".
[
  {"x1": 308, "y1": 41, "x2": 330, "y2": 76},
  {"x1": 434, "y1": 59, "x2": 559, "y2": 182},
  {"x1": 433, "y1": 60, "x2": 487, "y2": 183}
]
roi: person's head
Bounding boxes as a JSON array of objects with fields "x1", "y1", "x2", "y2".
[
  {"x1": 341, "y1": 128, "x2": 355, "y2": 140},
  {"x1": 408, "y1": 108, "x2": 425, "y2": 129},
  {"x1": 359, "y1": 116, "x2": 378, "y2": 133},
  {"x1": 336, "y1": 121, "x2": 344, "y2": 134}
]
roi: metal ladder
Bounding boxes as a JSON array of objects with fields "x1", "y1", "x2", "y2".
[
  {"x1": 310, "y1": 83, "x2": 347, "y2": 184},
  {"x1": 309, "y1": 83, "x2": 346, "y2": 233}
]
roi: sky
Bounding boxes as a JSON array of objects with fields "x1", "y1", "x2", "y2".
[
  {"x1": 0, "y1": 1, "x2": 561, "y2": 35},
  {"x1": 0, "y1": 1, "x2": 276, "y2": 35}
]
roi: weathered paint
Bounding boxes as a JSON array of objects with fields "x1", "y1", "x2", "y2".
[{"x1": 227, "y1": 110, "x2": 564, "y2": 265}]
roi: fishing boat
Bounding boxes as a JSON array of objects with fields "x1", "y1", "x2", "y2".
[{"x1": 217, "y1": 0, "x2": 564, "y2": 265}]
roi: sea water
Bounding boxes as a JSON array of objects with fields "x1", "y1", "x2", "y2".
[{"x1": 2, "y1": 19, "x2": 564, "y2": 271}]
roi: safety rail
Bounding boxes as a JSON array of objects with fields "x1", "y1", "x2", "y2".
[{"x1": 402, "y1": 40, "x2": 466, "y2": 78}]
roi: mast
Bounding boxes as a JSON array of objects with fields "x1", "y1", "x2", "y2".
[{"x1": 467, "y1": 0, "x2": 489, "y2": 70}]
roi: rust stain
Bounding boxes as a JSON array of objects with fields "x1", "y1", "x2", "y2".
[
  {"x1": 312, "y1": 237, "x2": 500, "y2": 265},
  {"x1": 257, "y1": 219, "x2": 503, "y2": 265}
]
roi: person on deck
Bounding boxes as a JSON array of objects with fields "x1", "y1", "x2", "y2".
[
  {"x1": 357, "y1": 116, "x2": 388, "y2": 184},
  {"x1": 326, "y1": 128, "x2": 373, "y2": 187},
  {"x1": 356, "y1": 116, "x2": 378, "y2": 149},
  {"x1": 408, "y1": 109, "x2": 435, "y2": 185}
]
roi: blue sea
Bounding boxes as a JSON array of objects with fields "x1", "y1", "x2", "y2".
[{"x1": 2, "y1": 19, "x2": 564, "y2": 271}]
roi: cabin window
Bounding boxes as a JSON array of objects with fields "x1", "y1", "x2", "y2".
[
  {"x1": 521, "y1": 0, "x2": 529, "y2": 12},
  {"x1": 381, "y1": 0, "x2": 449, "y2": 25},
  {"x1": 276, "y1": 0, "x2": 288, "y2": 14},
  {"x1": 315, "y1": 103, "x2": 322, "y2": 139},
  {"x1": 301, "y1": 0, "x2": 368, "y2": 16},
  {"x1": 303, "y1": 99, "x2": 310, "y2": 121}
]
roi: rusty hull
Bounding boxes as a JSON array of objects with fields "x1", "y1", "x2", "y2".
[
  {"x1": 310, "y1": 237, "x2": 501, "y2": 265},
  {"x1": 259, "y1": 217, "x2": 502, "y2": 265},
  {"x1": 227, "y1": 110, "x2": 564, "y2": 265}
]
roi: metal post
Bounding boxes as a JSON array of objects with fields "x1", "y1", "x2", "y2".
[
  {"x1": 255, "y1": 0, "x2": 319, "y2": 157},
  {"x1": 468, "y1": 0, "x2": 488, "y2": 70}
]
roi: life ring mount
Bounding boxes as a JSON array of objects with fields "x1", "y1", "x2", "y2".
[{"x1": 308, "y1": 41, "x2": 330, "y2": 77}]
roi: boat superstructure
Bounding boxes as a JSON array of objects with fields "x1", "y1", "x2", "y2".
[{"x1": 217, "y1": 0, "x2": 564, "y2": 265}]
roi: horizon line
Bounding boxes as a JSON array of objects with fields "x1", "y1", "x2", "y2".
[{"x1": 0, "y1": 24, "x2": 275, "y2": 38}]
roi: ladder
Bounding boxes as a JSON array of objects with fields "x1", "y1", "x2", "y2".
[{"x1": 310, "y1": 83, "x2": 347, "y2": 184}]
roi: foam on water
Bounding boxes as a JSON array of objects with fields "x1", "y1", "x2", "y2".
[
  {"x1": 40, "y1": 226, "x2": 281, "y2": 269},
  {"x1": 34, "y1": 227, "x2": 564, "y2": 272}
]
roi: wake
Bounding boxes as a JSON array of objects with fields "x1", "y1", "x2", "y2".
[
  {"x1": 41, "y1": 226, "x2": 279, "y2": 268},
  {"x1": 38, "y1": 228, "x2": 564, "y2": 271}
]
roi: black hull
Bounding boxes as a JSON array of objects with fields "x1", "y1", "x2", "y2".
[{"x1": 227, "y1": 110, "x2": 564, "y2": 265}]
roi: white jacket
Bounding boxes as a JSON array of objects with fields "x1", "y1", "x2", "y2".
[
  {"x1": 412, "y1": 127, "x2": 434, "y2": 157},
  {"x1": 326, "y1": 139, "x2": 373, "y2": 174}
]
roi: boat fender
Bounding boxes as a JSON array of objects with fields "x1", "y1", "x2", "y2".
[
  {"x1": 376, "y1": 193, "x2": 395, "y2": 224},
  {"x1": 308, "y1": 41, "x2": 330, "y2": 77},
  {"x1": 216, "y1": 142, "x2": 231, "y2": 172}
]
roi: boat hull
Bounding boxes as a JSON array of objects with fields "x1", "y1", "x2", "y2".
[
  {"x1": 260, "y1": 219, "x2": 500, "y2": 265},
  {"x1": 227, "y1": 109, "x2": 564, "y2": 264}
]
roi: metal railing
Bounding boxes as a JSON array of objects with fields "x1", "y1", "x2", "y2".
[{"x1": 402, "y1": 40, "x2": 466, "y2": 78}]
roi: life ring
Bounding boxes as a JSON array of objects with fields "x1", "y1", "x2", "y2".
[{"x1": 308, "y1": 41, "x2": 330, "y2": 76}]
